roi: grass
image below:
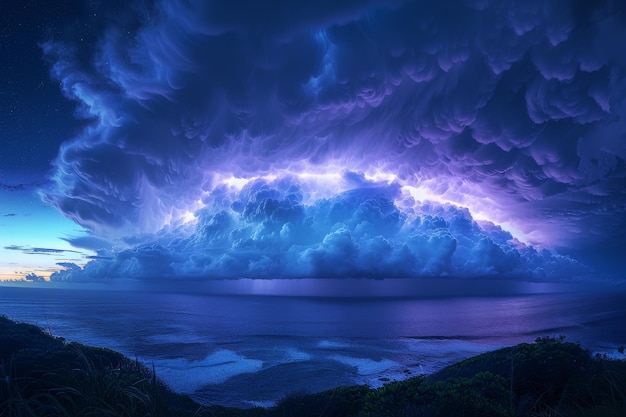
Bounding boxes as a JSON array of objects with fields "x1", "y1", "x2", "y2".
[
  {"x1": 0, "y1": 316, "x2": 202, "y2": 417},
  {"x1": 1, "y1": 316, "x2": 624, "y2": 417}
]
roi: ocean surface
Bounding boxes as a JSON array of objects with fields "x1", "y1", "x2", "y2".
[{"x1": 1, "y1": 280, "x2": 625, "y2": 408}]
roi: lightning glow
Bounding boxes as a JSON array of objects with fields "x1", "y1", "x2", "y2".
[
  {"x1": 9, "y1": 0, "x2": 624, "y2": 282},
  {"x1": 187, "y1": 167, "x2": 534, "y2": 246}
]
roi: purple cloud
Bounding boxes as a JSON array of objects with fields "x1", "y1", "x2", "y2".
[
  {"x1": 39, "y1": 0, "x2": 626, "y2": 279},
  {"x1": 49, "y1": 177, "x2": 586, "y2": 282}
]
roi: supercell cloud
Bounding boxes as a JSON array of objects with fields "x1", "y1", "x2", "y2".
[
  {"x1": 50, "y1": 175, "x2": 584, "y2": 281},
  {"x1": 41, "y1": 0, "x2": 626, "y2": 280}
]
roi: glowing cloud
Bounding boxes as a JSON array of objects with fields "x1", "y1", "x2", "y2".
[
  {"x1": 38, "y1": 0, "x2": 626, "y2": 280},
  {"x1": 49, "y1": 173, "x2": 585, "y2": 282}
]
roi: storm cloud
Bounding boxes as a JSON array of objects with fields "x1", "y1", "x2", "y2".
[
  {"x1": 40, "y1": 0, "x2": 626, "y2": 280},
  {"x1": 49, "y1": 175, "x2": 585, "y2": 281}
]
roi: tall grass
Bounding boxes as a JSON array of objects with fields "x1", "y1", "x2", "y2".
[{"x1": 0, "y1": 316, "x2": 203, "y2": 417}]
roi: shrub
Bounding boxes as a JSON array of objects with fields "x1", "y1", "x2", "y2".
[{"x1": 268, "y1": 385, "x2": 368, "y2": 417}]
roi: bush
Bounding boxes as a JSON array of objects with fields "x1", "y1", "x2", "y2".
[{"x1": 268, "y1": 385, "x2": 369, "y2": 417}]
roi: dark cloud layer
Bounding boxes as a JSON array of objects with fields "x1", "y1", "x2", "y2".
[
  {"x1": 4, "y1": 245, "x2": 82, "y2": 256},
  {"x1": 39, "y1": 0, "x2": 626, "y2": 280},
  {"x1": 24, "y1": 273, "x2": 46, "y2": 282}
]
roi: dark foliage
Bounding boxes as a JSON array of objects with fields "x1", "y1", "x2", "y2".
[
  {"x1": 359, "y1": 335, "x2": 626, "y2": 417},
  {"x1": 268, "y1": 385, "x2": 370, "y2": 417},
  {"x1": 265, "y1": 335, "x2": 626, "y2": 417},
  {"x1": 0, "y1": 316, "x2": 201, "y2": 417}
]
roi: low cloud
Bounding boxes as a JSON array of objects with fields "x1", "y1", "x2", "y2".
[
  {"x1": 61, "y1": 236, "x2": 114, "y2": 252},
  {"x1": 50, "y1": 177, "x2": 586, "y2": 282},
  {"x1": 24, "y1": 273, "x2": 46, "y2": 282},
  {"x1": 4, "y1": 245, "x2": 82, "y2": 256}
]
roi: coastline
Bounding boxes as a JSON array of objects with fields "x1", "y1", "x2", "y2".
[
  {"x1": 2, "y1": 284, "x2": 626, "y2": 409},
  {"x1": 1, "y1": 315, "x2": 625, "y2": 417}
]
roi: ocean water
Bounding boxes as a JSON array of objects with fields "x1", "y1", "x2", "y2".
[{"x1": 1, "y1": 281, "x2": 625, "y2": 408}]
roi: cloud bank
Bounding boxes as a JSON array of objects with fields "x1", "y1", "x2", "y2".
[
  {"x1": 50, "y1": 175, "x2": 585, "y2": 281},
  {"x1": 39, "y1": 0, "x2": 626, "y2": 279}
]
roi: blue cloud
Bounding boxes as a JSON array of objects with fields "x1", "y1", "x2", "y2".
[
  {"x1": 61, "y1": 236, "x2": 113, "y2": 251},
  {"x1": 49, "y1": 177, "x2": 586, "y2": 282},
  {"x1": 24, "y1": 273, "x2": 45, "y2": 282},
  {"x1": 4, "y1": 245, "x2": 81, "y2": 256},
  {"x1": 38, "y1": 0, "x2": 626, "y2": 276}
]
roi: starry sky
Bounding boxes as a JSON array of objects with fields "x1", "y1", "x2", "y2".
[
  {"x1": 1, "y1": 0, "x2": 626, "y2": 283},
  {"x1": 0, "y1": 0, "x2": 93, "y2": 280}
]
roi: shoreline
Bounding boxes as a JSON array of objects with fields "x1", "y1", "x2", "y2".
[
  {"x1": 1, "y1": 315, "x2": 625, "y2": 417},
  {"x1": 2, "y1": 285, "x2": 626, "y2": 409}
]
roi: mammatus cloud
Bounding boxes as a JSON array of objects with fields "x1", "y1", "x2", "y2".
[{"x1": 39, "y1": 0, "x2": 626, "y2": 279}]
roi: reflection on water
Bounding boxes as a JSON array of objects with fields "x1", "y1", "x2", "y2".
[{"x1": 0, "y1": 280, "x2": 625, "y2": 408}]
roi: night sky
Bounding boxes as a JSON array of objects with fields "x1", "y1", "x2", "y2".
[{"x1": 2, "y1": 0, "x2": 626, "y2": 283}]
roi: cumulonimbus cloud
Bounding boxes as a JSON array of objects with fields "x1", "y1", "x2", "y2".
[
  {"x1": 50, "y1": 175, "x2": 585, "y2": 282},
  {"x1": 39, "y1": 0, "x2": 626, "y2": 279}
]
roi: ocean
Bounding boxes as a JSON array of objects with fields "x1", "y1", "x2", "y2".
[{"x1": 1, "y1": 280, "x2": 625, "y2": 408}]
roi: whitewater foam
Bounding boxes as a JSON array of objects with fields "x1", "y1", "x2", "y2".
[
  {"x1": 153, "y1": 349, "x2": 263, "y2": 393},
  {"x1": 317, "y1": 340, "x2": 351, "y2": 349},
  {"x1": 282, "y1": 347, "x2": 312, "y2": 362},
  {"x1": 330, "y1": 355, "x2": 399, "y2": 375}
]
